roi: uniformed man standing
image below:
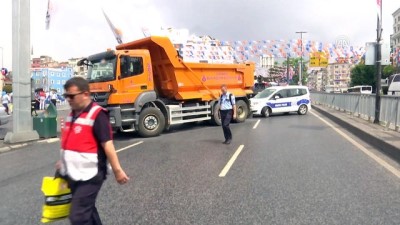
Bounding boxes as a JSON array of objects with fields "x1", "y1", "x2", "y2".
[{"x1": 219, "y1": 84, "x2": 237, "y2": 144}]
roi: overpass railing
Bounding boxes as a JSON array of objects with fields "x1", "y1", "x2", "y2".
[{"x1": 311, "y1": 92, "x2": 400, "y2": 131}]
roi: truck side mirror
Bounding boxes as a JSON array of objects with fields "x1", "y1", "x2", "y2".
[{"x1": 274, "y1": 95, "x2": 280, "y2": 99}]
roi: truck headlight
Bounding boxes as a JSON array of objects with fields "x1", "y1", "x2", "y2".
[{"x1": 109, "y1": 117, "x2": 116, "y2": 124}]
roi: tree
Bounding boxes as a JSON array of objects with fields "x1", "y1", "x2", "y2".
[
  {"x1": 383, "y1": 65, "x2": 396, "y2": 79},
  {"x1": 283, "y1": 57, "x2": 308, "y2": 85},
  {"x1": 350, "y1": 64, "x2": 376, "y2": 89}
]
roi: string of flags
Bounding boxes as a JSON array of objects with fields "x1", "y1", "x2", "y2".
[{"x1": 173, "y1": 38, "x2": 366, "y2": 64}]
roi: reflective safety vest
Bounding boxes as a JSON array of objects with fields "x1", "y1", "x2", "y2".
[{"x1": 60, "y1": 103, "x2": 104, "y2": 181}]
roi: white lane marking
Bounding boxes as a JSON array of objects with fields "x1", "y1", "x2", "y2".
[
  {"x1": 116, "y1": 141, "x2": 144, "y2": 153},
  {"x1": 311, "y1": 111, "x2": 400, "y2": 179},
  {"x1": 219, "y1": 145, "x2": 244, "y2": 177},
  {"x1": 253, "y1": 119, "x2": 261, "y2": 129}
]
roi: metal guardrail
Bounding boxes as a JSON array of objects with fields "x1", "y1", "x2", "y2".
[{"x1": 311, "y1": 92, "x2": 400, "y2": 131}]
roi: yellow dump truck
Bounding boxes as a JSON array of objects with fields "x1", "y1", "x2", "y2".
[{"x1": 78, "y1": 36, "x2": 254, "y2": 137}]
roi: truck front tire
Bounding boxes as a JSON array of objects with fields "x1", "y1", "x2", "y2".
[{"x1": 138, "y1": 107, "x2": 165, "y2": 137}]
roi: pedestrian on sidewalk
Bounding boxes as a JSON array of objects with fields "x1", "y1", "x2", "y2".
[
  {"x1": 2, "y1": 93, "x2": 10, "y2": 115},
  {"x1": 56, "y1": 77, "x2": 129, "y2": 225},
  {"x1": 218, "y1": 84, "x2": 237, "y2": 144},
  {"x1": 39, "y1": 90, "x2": 46, "y2": 110},
  {"x1": 50, "y1": 90, "x2": 57, "y2": 106}
]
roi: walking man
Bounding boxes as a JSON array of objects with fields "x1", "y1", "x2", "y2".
[
  {"x1": 2, "y1": 93, "x2": 10, "y2": 115},
  {"x1": 56, "y1": 77, "x2": 129, "y2": 225},
  {"x1": 219, "y1": 84, "x2": 237, "y2": 144},
  {"x1": 50, "y1": 90, "x2": 57, "y2": 106}
]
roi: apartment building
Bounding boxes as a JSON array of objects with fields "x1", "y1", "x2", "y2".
[
  {"x1": 325, "y1": 63, "x2": 353, "y2": 93},
  {"x1": 392, "y1": 7, "x2": 400, "y2": 67},
  {"x1": 31, "y1": 67, "x2": 73, "y2": 94},
  {"x1": 392, "y1": 8, "x2": 400, "y2": 49},
  {"x1": 308, "y1": 68, "x2": 327, "y2": 91},
  {"x1": 68, "y1": 57, "x2": 87, "y2": 77}
]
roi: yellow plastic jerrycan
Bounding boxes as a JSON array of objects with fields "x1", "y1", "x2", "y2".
[{"x1": 40, "y1": 176, "x2": 71, "y2": 223}]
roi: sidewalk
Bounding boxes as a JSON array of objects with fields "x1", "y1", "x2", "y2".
[
  {"x1": 0, "y1": 105, "x2": 70, "y2": 153},
  {"x1": 312, "y1": 103, "x2": 400, "y2": 164}
]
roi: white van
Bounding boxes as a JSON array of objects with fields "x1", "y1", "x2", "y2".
[{"x1": 250, "y1": 86, "x2": 311, "y2": 117}]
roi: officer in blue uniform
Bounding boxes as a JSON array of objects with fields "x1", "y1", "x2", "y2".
[{"x1": 219, "y1": 84, "x2": 237, "y2": 144}]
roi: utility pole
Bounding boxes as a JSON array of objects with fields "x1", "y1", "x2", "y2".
[
  {"x1": 374, "y1": 1, "x2": 383, "y2": 124},
  {"x1": 296, "y1": 31, "x2": 307, "y2": 86},
  {"x1": 5, "y1": 0, "x2": 39, "y2": 143}
]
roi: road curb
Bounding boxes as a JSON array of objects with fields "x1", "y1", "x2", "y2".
[
  {"x1": 0, "y1": 137, "x2": 60, "y2": 154},
  {"x1": 312, "y1": 104, "x2": 400, "y2": 164}
]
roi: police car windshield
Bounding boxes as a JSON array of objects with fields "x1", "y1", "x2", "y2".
[
  {"x1": 254, "y1": 88, "x2": 276, "y2": 99},
  {"x1": 87, "y1": 58, "x2": 116, "y2": 83}
]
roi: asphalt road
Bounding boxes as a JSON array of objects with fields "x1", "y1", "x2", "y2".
[{"x1": 0, "y1": 111, "x2": 399, "y2": 225}]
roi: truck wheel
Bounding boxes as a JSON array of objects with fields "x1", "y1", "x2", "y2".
[
  {"x1": 261, "y1": 107, "x2": 271, "y2": 118},
  {"x1": 297, "y1": 105, "x2": 308, "y2": 115},
  {"x1": 234, "y1": 100, "x2": 248, "y2": 123},
  {"x1": 210, "y1": 104, "x2": 222, "y2": 126},
  {"x1": 138, "y1": 107, "x2": 165, "y2": 137}
]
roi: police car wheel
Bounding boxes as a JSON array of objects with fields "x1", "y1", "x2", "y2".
[
  {"x1": 297, "y1": 105, "x2": 308, "y2": 115},
  {"x1": 261, "y1": 107, "x2": 270, "y2": 118}
]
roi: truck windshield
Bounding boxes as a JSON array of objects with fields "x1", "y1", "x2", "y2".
[
  {"x1": 253, "y1": 88, "x2": 277, "y2": 99},
  {"x1": 87, "y1": 58, "x2": 116, "y2": 83}
]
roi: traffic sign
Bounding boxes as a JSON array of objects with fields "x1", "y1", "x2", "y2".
[{"x1": 309, "y1": 53, "x2": 328, "y2": 67}]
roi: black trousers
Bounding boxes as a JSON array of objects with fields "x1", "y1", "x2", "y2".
[
  {"x1": 68, "y1": 173, "x2": 104, "y2": 225},
  {"x1": 220, "y1": 109, "x2": 233, "y2": 141},
  {"x1": 2, "y1": 103, "x2": 9, "y2": 114}
]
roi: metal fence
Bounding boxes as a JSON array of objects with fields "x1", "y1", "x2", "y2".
[{"x1": 311, "y1": 92, "x2": 400, "y2": 131}]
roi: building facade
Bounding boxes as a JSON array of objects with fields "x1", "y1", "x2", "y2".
[
  {"x1": 308, "y1": 68, "x2": 327, "y2": 91},
  {"x1": 392, "y1": 8, "x2": 400, "y2": 49},
  {"x1": 31, "y1": 67, "x2": 73, "y2": 94},
  {"x1": 68, "y1": 57, "x2": 87, "y2": 77},
  {"x1": 392, "y1": 7, "x2": 400, "y2": 67},
  {"x1": 324, "y1": 63, "x2": 353, "y2": 93}
]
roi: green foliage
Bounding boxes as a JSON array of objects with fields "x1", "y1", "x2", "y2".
[
  {"x1": 350, "y1": 64, "x2": 376, "y2": 88},
  {"x1": 383, "y1": 65, "x2": 396, "y2": 79},
  {"x1": 282, "y1": 57, "x2": 308, "y2": 85}
]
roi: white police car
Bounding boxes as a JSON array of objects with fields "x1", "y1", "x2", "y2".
[{"x1": 250, "y1": 86, "x2": 311, "y2": 117}]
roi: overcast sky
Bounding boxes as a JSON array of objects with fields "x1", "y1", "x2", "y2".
[{"x1": 0, "y1": 0, "x2": 399, "y2": 69}]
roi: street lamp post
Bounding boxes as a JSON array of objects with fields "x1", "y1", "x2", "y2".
[{"x1": 296, "y1": 31, "x2": 307, "y2": 85}]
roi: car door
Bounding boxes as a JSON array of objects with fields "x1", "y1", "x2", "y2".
[
  {"x1": 287, "y1": 88, "x2": 302, "y2": 112},
  {"x1": 270, "y1": 89, "x2": 291, "y2": 113}
]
